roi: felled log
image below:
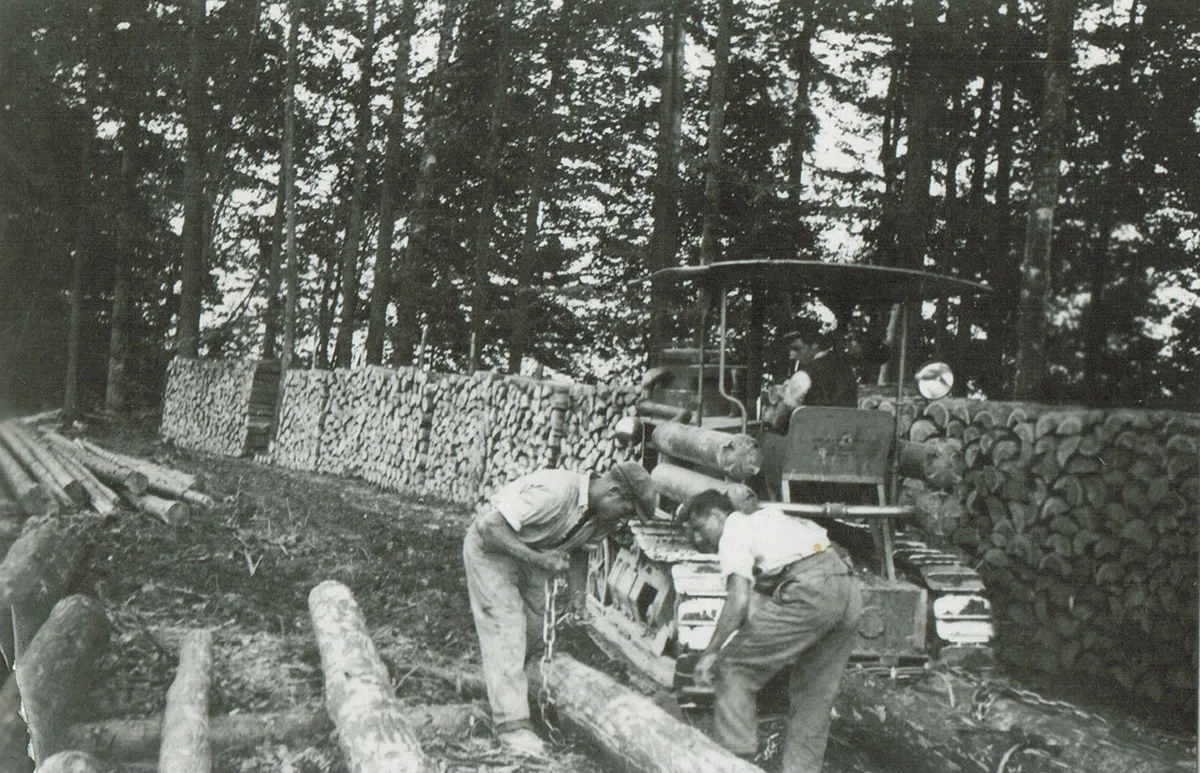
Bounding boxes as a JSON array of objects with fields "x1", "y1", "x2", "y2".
[
  {"x1": 650, "y1": 423, "x2": 762, "y2": 481},
  {"x1": 15, "y1": 410, "x2": 62, "y2": 429},
  {"x1": 42, "y1": 432, "x2": 148, "y2": 496},
  {"x1": 120, "y1": 491, "x2": 188, "y2": 526},
  {"x1": 0, "y1": 672, "x2": 32, "y2": 773},
  {"x1": 14, "y1": 595, "x2": 109, "y2": 764},
  {"x1": 74, "y1": 440, "x2": 197, "y2": 495},
  {"x1": 157, "y1": 629, "x2": 212, "y2": 773},
  {"x1": 649, "y1": 462, "x2": 758, "y2": 514},
  {"x1": 0, "y1": 518, "x2": 86, "y2": 666},
  {"x1": 0, "y1": 426, "x2": 74, "y2": 508},
  {"x1": 0, "y1": 424, "x2": 87, "y2": 507},
  {"x1": 43, "y1": 444, "x2": 119, "y2": 517},
  {"x1": 0, "y1": 442, "x2": 55, "y2": 518},
  {"x1": 529, "y1": 653, "x2": 761, "y2": 773},
  {"x1": 33, "y1": 751, "x2": 115, "y2": 773},
  {"x1": 832, "y1": 665, "x2": 1192, "y2": 773},
  {"x1": 62, "y1": 703, "x2": 485, "y2": 762},
  {"x1": 308, "y1": 581, "x2": 432, "y2": 773}
]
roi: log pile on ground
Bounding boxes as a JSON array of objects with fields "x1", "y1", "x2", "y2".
[
  {"x1": 896, "y1": 399, "x2": 1200, "y2": 715},
  {"x1": 162, "y1": 357, "x2": 280, "y2": 457},
  {"x1": 0, "y1": 423, "x2": 214, "y2": 526}
]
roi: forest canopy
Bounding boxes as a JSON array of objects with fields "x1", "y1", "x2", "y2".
[{"x1": 0, "y1": 0, "x2": 1197, "y2": 415}]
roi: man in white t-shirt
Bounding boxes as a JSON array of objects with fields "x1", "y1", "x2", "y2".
[
  {"x1": 463, "y1": 462, "x2": 655, "y2": 757},
  {"x1": 679, "y1": 489, "x2": 862, "y2": 773}
]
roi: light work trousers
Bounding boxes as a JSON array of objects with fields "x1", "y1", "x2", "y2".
[
  {"x1": 714, "y1": 548, "x2": 862, "y2": 773},
  {"x1": 462, "y1": 526, "x2": 550, "y2": 730}
]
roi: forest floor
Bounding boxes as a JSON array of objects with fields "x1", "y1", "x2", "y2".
[{"x1": 60, "y1": 413, "x2": 1195, "y2": 773}]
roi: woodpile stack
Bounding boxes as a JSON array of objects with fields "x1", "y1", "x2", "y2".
[
  {"x1": 894, "y1": 399, "x2": 1199, "y2": 713},
  {"x1": 0, "y1": 422, "x2": 213, "y2": 526},
  {"x1": 263, "y1": 364, "x2": 640, "y2": 507},
  {"x1": 557, "y1": 383, "x2": 641, "y2": 477},
  {"x1": 162, "y1": 357, "x2": 280, "y2": 457}
]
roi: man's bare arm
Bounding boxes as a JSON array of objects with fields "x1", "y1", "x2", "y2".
[{"x1": 474, "y1": 504, "x2": 568, "y2": 573}]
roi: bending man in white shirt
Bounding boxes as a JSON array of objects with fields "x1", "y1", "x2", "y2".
[{"x1": 679, "y1": 489, "x2": 862, "y2": 773}]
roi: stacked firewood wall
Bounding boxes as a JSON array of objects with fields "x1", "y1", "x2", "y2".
[
  {"x1": 162, "y1": 358, "x2": 279, "y2": 457},
  {"x1": 894, "y1": 398, "x2": 1199, "y2": 712},
  {"x1": 271, "y1": 369, "x2": 332, "y2": 472},
  {"x1": 557, "y1": 383, "x2": 641, "y2": 474}
]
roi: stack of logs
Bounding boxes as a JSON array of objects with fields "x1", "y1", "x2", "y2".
[
  {"x1": 900, "y1": 399, "x2": 1199, "y2": 712},
  {"x1": 267, "y1": 364, "x2": 642, "y2": 507},
  {"x1": 162, "y1": 357, "x2": 280, "y2": 458},
  {"x1": 0, "y1": 420, "x2": 214, "y2": 528}
]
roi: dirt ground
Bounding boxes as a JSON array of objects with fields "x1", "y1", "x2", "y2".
[
  {"x1": 72, "y1": 415, "x2": 618, "y2": 773},
  {"x1": 54, "y1": 414, "x2": 1195, "y2": 773}
]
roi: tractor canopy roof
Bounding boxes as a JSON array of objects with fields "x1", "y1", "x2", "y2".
[{"x1": 648, "y1": 259, "x2": 992, "y2": 302}]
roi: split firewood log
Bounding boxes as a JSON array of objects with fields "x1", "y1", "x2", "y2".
[
  {"x1": 308, "y1": 581, "x2": 433, "y2": 773},
  {"x1": 13, "y1": 595, "x2": 109, "y2": 764},
  {"x1": 527, "y1": 653, "x2": 761, "y2": 773},
  {"x1": 157, "y1": 629, "x2": 213, "y2": 773}
]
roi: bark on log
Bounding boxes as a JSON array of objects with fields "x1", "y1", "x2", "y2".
[
  {"x1": 158, "y1": 629, "x2": 213, "y2": 773},
  {"x1": 62, "y1": 703, "x2": 485, "y2": 762},
  {"x1": 120, "y1": 492, "x2": 188, "y2": 526},
  {"x1": 649, "y1": 462, "x2": 758, "y2": 513},
  {"x1": 0, "y1": 518, "x2": 86, "y2": 667},
  {"x1": 74, "y1": 441, "x2": 196, "y2": 493},
  {"x1": 32, "y1": 750, "x2": 114, "y2": 773},
  {"x1": 308, "y1": 581, "x2": 433, "y2": 773},
  {"x1": 0, "y1": 428, "x2": 72, "y2": 509},
  {"x1": 0, "y1": 672, "x2": 32, "y2": 773},
  {"x1": 0, "y1": 442, "x2": 54, "y2": 519},
  {"x1": 530, "y1": 653, "x2": 762, "y2": 773},
  {"x1": 42, "y1": 433, "x2": 148, "y2": 496},
  {"x1": 0, "y1": 425, "x2": 87, "y2": 507},
  {"x1": 44, "y1": 444, "x2": 119, "y2": 517},
  {"x1": 831, "y1": 667, "x2": 1191, "y2": 773},
  {"x1": 13, "y1": 595, "x2": 109, "y2": 764},
  {"x1": 650, "y1": 423, "x2": 762, "y2": 481}
]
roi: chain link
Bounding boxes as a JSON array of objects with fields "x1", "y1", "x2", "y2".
[{"x1": 539, "y1": 577, "x2": 566, "y2": 743}]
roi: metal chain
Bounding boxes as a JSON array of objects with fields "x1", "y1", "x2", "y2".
[{"x1": 539, "y1": 577, "x2": 566, "y2": 743}]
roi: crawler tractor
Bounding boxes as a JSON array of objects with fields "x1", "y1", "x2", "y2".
[{"x1": 584, "y1": 260, "x2": 996, "y2": 699}]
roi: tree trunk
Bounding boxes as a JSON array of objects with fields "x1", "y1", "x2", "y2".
[
  {"x1": 106, "y1": 111, "x2": 138, "y2": 414},
  {"x1": 784, "y1": 0, "x2": 816, "y2": 250},
  {"x1": 698, "y1": 0, "x2": 730, "y2": 267},
  {"x1": 0, "y1": 518, "x2": 86, "y2": 667},
  {"x1": 365, "y1": 0, "x2": 417, "y2": 365},
  {"x1": 333, "y1": 0, "x2": 377, "y2": 369},
  {"x1": 14, "y1": 595, "x2": 109, "y2": 765},
  {"x1": 279, "y1": 0, "x2": 301, "y2": 373},
  {"x1": 307, "y1": 581, "x2": 432, "y2": 773},
  {"x1": 176, "y1": 0, "x2": 208, "y2": 358},
  {"x1": 468, "y1": 0, "x2": 514, "y2": 373},
  {"x1": 831, "y1": 666, "x2": 1189, "y2": 773},
  {"x1": 1012, "y1": 0, "x2": 1077, "y2": 400},
  {"x1": 261, "y1": 169, "x2": 286, "y2": 360},
  {"x1": 157, "y1": 629, "x2": 212, "y2": 773},
  {"x1": 507, "y1": 0, "x2": 576, "y2": 373},
  {"x1": 393, "y1": 0, "x2": 460, "y2": 366},
  {"x1": 530, "y1": 653, "x2": 760, "y2": 773},
  {"x1": 646, "y1": 0, "x2": 686, "y2": 357}
]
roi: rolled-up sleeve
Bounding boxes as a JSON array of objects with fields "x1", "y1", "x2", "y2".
[{"x1": 718, "y1": 518, "x2": 756, "y2": 582}]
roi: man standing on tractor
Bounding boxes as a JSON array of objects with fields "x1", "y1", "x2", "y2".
[
  {"x1": 680, "y1": 489, "x2": 863, "y2": 773},
  {"x1": 462, "y1": 461, "x2": 656, "y2": 758}
]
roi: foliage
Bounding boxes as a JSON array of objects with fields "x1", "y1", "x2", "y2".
[{"x1": 0, "y1": 0, "x2": 1197, "y2": 413}]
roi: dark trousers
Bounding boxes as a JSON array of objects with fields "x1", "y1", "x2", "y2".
[{"x1": 714, "y1": 549, "x2": 862, "y2": 773}]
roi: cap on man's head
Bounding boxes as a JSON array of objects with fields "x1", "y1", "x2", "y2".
[
  {"x1": 782, "y1": 316, "x2": 825, "y2": 344},
  {"x1": 608, "y1": 461, "x2": 656, "y2": 522}
]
